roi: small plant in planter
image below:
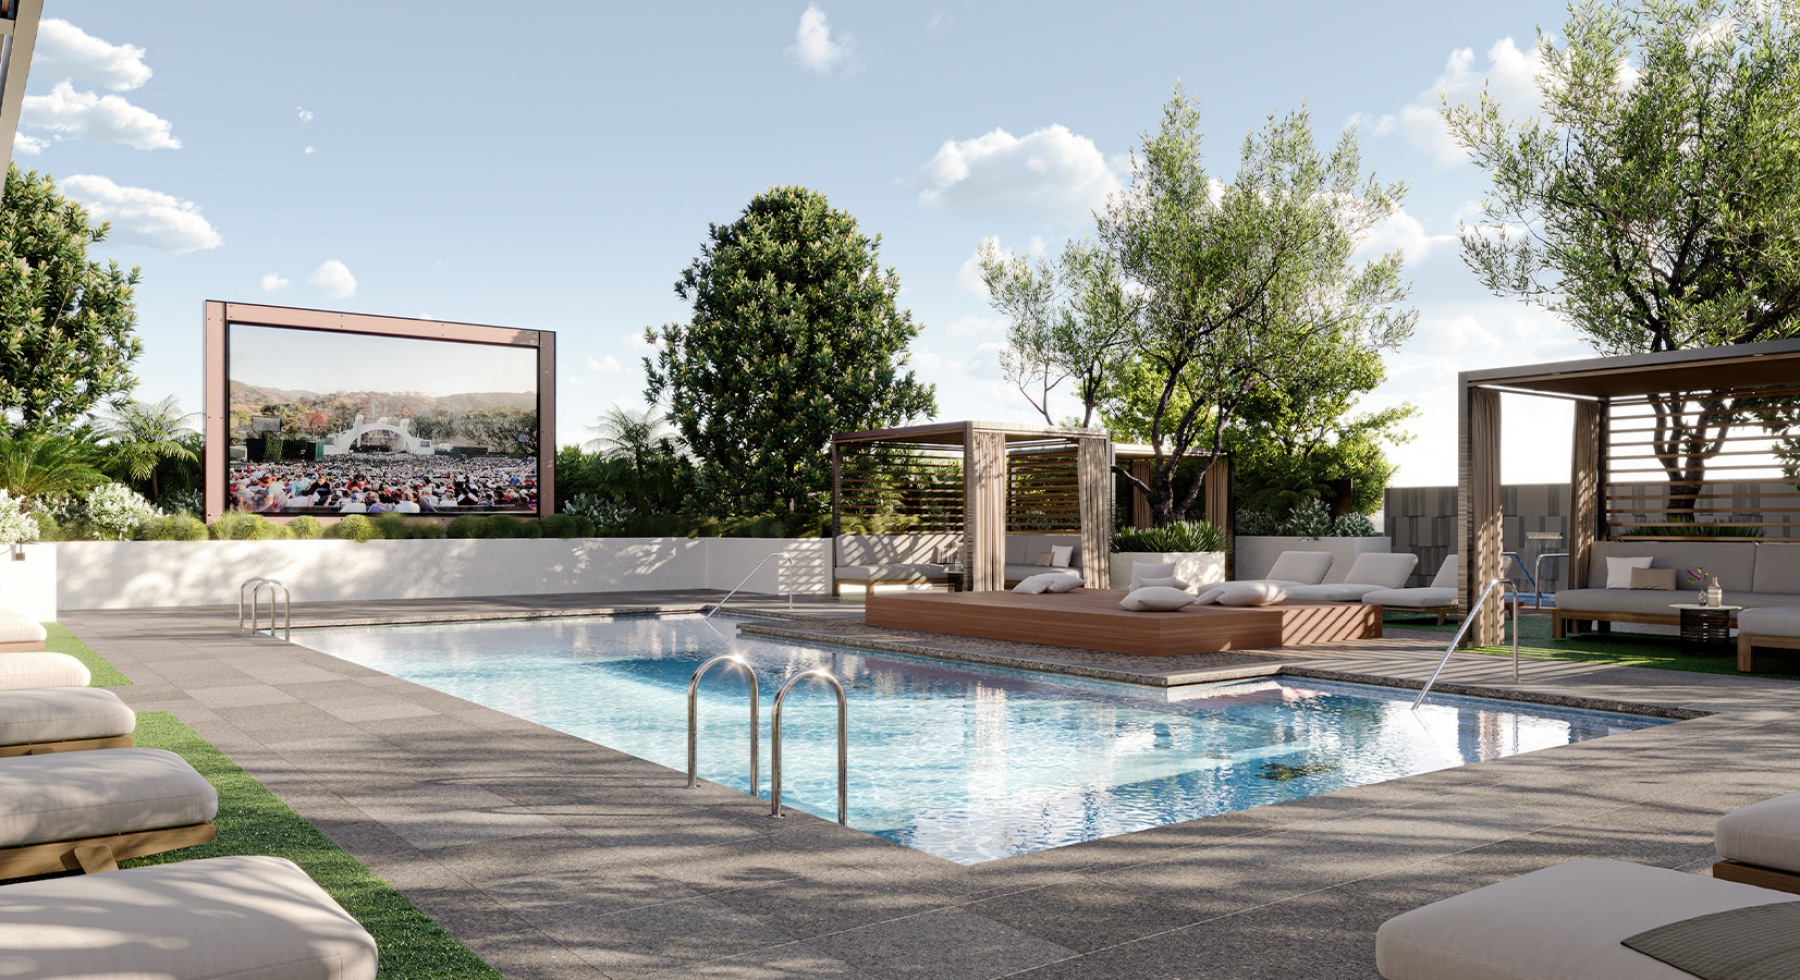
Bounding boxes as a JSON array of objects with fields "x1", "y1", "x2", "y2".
[{"x1": 1110, "y1": 520, "x2": 1229, "y2": 590}]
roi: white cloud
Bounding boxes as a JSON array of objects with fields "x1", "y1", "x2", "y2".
[
  {"x1": 33, "y1": 20, "x2": 153, "y2": 91},
  {"x1": 304, "y1": 146, "x2": 315, "y2": 155},
  {"x1": 916, "y1": 125, "x2": 1118, "y2": 225},
  {"x1": 308, "y1": 259, "x2": 357, "y2": 299},
  {"x1": 586, "y1": 355, "x2": 622, "y2": 373},
  {"x1": 1357, "y1": 208, "x2": 1457, "y2": 264},
  {"x1": 259, "y1": 273, "x2": 290, "y2": 292},
  {"x1": 296, "y1": 106, "x2": 314, "y2": 123},
  {"x1": 1370, "y1": 37, "x2": 1545, "y2": 166},
  {"x1": 955, "y1": 235, "x2": 1049, "y2": 296},
  {"x1": 20, "y1": 81, "x2": 180, "y2": 151},
  {"x1": 789, "y1": 5, "x2": 859, "y2": 75},
  {"x1": 58, "y1": 175, "x2": 221, "y2": 252},
  {"x1": 12, "y1": 132, "x2": 47, "y2": 156}
]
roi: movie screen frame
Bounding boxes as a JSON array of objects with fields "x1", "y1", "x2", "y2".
[{"x1": 203, "y1": 301, "x2": 556, "y2": 524}]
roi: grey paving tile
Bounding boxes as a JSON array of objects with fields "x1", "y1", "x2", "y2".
[
  {"x1": 186, "y1": 683, "x2": 300, "y2": 708},
  {"x1": 310, "y1": 694, "x2": 440, "y2": 723},
  {"x1": 803, "y1": 907, "x2": 1077, "y2": 980}
]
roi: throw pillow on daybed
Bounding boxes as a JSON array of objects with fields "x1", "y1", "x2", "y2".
[
  {"x1": 1139, "y1": 575, "x2": 1191, "y2": 591},
  {"x1": 1051, "y1": 544, "x2": 1074, "y2": 568},
  {"x1": 1192, "y1": 586, "x2": 1228, "y2": 606},
  {"x1": 1605, "y1": 556, "x2": 1655, "y2": 588},
  {"x1": 1119, "y1": 586, "x2": 1197, "y2": 611},
  {"x1": 1629, "y1": 566, "x2": 1676, "y2": 590},
  {"x1": 1013, "y1": 572, "x2": 1084, "y2": 594},
  {"x1": 1216, "y1": 583, "x2": 1289, "y2": 607},
  {"x1": 1128, "y1": 561, "x2": 1178, "y2": 591}
]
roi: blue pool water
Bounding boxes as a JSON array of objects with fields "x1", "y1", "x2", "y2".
[{"x1": 292, "y1": 614, "x2": 1670, "y2": 863}]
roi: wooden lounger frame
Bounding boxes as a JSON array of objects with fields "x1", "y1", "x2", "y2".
[
  {"x1": 0, "y1": 734, "x2": 134, "y2": 758},
  {"x1": 0, "y1": 822, "x2": 216, "y2": 880},
  {"x1": 1712, "y1": 858, "x2": 1800, "y2": 896},
  {"x1": 1737, "y1": 633, "x2": 1800, "y2": 673},
  {"x1": 0, "y1": 639, "x2": 45, "y2": 653}
]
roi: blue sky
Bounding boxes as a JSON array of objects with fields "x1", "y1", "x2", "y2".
[{"x1": 15, "y1": 1, "x2": 1599, "y2": 487}]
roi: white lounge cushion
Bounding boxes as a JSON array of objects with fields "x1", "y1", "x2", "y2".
[
  {"x1": 1606, "y1": 555, "x2": 1655, "y2": 588},
  {"x1": 1217, "y1": 583, "x2": 1288, "y2": 607},
  {"x1": 1716, "y1": 789, "x2": 1800, "y2": 873},
  {"x1": 1127, "y1": 562, "x2": 1178, "y2": 591},
  {"x1": 1375, "y1": 859, "x2": 1792, "y2": 980},
  {"x1": 0, "y1": 652, "x2": 90, "y2": 691},
  {"x1": 0, "y1": 747, "x2": 217, "y2": 846},
  {"x1": 1192, "y1": 586, "x2": 1227, "y2": 606},
  {"x1": 1736, "y1": 606, "x2": 1800, "y2": 640},
  {"x1": 1362, "y1": 586, "x2": 1457, "y2": 610},
  {"x1": 0, "y1": 687, "x2": 135, "y2": 747},
  {"x1": 1013, "y1": 572, "x2": 1082, "y2": 594},
  {"x1": 0, "y1": 854, "x2": 378, "y2": 980},
  {"x1": 1285, "y1": 583, "x2": 1384, "y2": 602},
  {"x1": 1429, "y1": 554, "x2": 1458, "y2": 589},
  {"x1": 1264, "y1": 551, "x2": 1333, "y2": 586},
  {"x1": 1338, "y1": 552, "x2": 1419, "y2": 589},
  {"x1": 1119, "y1": 587, "x2": 1197, "y2": 612},
  {"x1": 0, "y1": 612, "x2": 47, "y2": 646}
]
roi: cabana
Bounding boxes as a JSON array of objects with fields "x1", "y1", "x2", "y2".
[
  {"x1": 831, "y1": 422, "x2": 1114, "y2": 593},
  {"x1": 1458, "y1": 339, "x2": 1800, "y2": 645}
]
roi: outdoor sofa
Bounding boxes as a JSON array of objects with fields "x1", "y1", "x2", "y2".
[
  {"x1": 1552, "y1": 539, "x2": 1800, "y2": 638},
  {"x1": 1001, "y1": 533, "x2": 1082, "y2": 585},
  {"x1": 833, "y1": 532, "x2": 961, "y2": 598}
]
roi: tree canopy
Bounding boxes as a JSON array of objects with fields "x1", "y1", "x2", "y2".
[
  {"x1": 1095, "y1": 89, "x2": 1416, "y2": 523},
  {"x1": 645, "y1": 186, "x2": 937, "y2": 516},
  {"x1": 1447, "y1": 0, "x2": 1800, "y2": 510},
  {"x1": 0, "y1": 165, "x2": 143, "y2": 433}
]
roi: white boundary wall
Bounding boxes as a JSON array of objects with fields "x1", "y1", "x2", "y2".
[
  {"x1": 0, "y1": 544, "x2": 58, "y2": 620},
  {"x1": 52, "y1": 538, "x2": 834, "y2": 611}
]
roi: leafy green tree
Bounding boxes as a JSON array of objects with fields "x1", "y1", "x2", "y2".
[
  {"x1": 1098, "y1": 89, "x2": 1415, "y2": 523},
  {"x1": 646, "y1": 186, "x2": 937, "y2": 516},
  {"x1": 0, "y1": 165, "x2": 143, "y2": 432},
  {"x1": 978, "y1": 238, "x2": 1137, "y2": 428},
  {"x1": 1447, "y1": 0, "x2": 1800, "y2": 513},
  {"x1": 94, "y1": 395, "x2": 199, "y2": 505}
]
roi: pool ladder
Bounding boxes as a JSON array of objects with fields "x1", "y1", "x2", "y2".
[
  {"x1": 1412, "y1": 577, "x2": 1519, "y2": 709},
  {"x1": 238, "y1": 577, "x2": 291, "y2": 640},
  {"x1": 705, "y1": 551, "x2": 792, "y2": 622},
  {"x1": 686, "y1": 656, "x2": 847, "y2": 825}
]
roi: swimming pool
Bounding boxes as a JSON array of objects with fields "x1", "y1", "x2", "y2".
[{"x1": 292, "y1": 614, "x2": 1671, "y2": 863}]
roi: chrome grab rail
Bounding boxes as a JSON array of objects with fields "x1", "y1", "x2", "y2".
[
  {"x1": 252, "y1": 580, "x2": 291, "y2": 640},
  {"x1": 238, "y1": 577, "x2": 270, "y2": 630},
  {"x1": 769, "y1": 669, "x2": 847, "y2": 825},
  {"x1": 1412, "y1": 577, "x2": 1520, "y2": 709},
  {"x1": 686, "y1": 655, "x2": 760, "y2": 794},
  {"x1": 1534, "y1": 553, "x2": 1568, "y2": 608},
  {"x1": 705, "y1": 552, "x2": 790, "y2": 622}
]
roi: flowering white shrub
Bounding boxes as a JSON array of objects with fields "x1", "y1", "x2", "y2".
[
  {"x1": 82, "y1": 483, "x2": 159, "y2": 540},
  {"x1": 0, "y1": 491, "x2": 39, "y2": 545}
]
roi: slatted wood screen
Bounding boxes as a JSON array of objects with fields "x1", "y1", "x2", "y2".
[
  {"x1": 1604, "y1": 385, "x2": 1800, "y2": 541},
  {"x1": 835, "y1": 442, "x2": 964, "y2": 533},
  {"x1": 1006, "y1": 450, "x2": 1080, "y2": 532}
]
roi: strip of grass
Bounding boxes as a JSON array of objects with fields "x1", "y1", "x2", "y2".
[
  {"x1": 1386, "y1": 610, "x2": 1800, "y2": 680},
  {"x1": 42, "y1": 622, "x2": 132, "y2": 687},
  {"x1": 125, "y1": 711, "x2": 501, "y2": 980}
]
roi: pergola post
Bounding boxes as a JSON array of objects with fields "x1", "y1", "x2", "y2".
[
  {"x1": 1129, "y1": 459, "x2": 1153, "y2": 529},
  {"x1": 1459, "y1": 383, "x2": 1504, "y2": 646},
  {"x1": 1203, "y1": 456, "x2": 1233, "y2": 581},
  {"x1": 1568, "y1": 399, "x2": 1604, "y2": 590},
  {"x1": 1076, "y1": 435, "x2": 1112, "y2": 590},
  {"x1": 964, "y1": 425, "x2": 1007, "y2": 592}
]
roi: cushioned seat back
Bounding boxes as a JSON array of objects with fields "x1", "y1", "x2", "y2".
[
  {"x1": 1589, "y1": 540, "x2": 1757, "y2": 592},
  {"x1": 1340, "y1": 552, "x2": 1418, "y2": 588},
  {"x1": 1430, "y1": 554, "x2": 1458, "y2": 590},
  {"x1": 1007, "y1": 534, "x2": 1081, "y2": 571},
  {"x1": 1265, "y1": 551, "x2": 1333, "y2": 584},
  {"x1": 1753, "y1": 543, "x2": 1800, "y2": 596}
]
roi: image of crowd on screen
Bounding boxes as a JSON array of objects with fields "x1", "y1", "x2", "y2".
[{"x1": 226, "y1": 454, "x2": 538, "y2": 515}]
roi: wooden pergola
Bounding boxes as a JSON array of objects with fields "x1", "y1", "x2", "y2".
[
  {"x1": 832, "y1": 421, "x2": 1113, "y2": 592},
  {"x1": 1459, "y1": 339, "x2": 1800, "y2": 645}
]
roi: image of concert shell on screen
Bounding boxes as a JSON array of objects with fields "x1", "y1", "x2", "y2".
[{"x1": 226, "y1": 322, "x2": 541, "y2": 516}]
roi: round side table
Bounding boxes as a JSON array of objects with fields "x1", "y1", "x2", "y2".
[{"x1": 1668, "y1": 603, "x2": 1742, "y2": 656}]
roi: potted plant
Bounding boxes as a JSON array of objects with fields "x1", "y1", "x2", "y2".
[{"x1": 1110, "y1": 520, "x2": 1228, "y2": 590}]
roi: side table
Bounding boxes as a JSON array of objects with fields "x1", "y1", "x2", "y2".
[
  {"x1": 943, "y1": 566, "x2": 965, "y2": 593},
  {"x1": 1668, "y1": 603, "x2": 1742, "y2": 656}
]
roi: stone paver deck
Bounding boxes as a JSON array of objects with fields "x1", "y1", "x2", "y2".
[{"x1": 63, "y1": 593, "x2": 1800, "y2": 979}]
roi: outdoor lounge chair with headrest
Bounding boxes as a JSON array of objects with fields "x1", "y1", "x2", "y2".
[
  {"x1": 1232, "y1": 550, "x2": 1335, "y2": 588},
  {"x1": 0, "y1": 612, "x2": 46, "y2": 653},
  {"x1": 1362, "y1": 554, "x2": 1459, "y2": 623},
  {"x1": 0, "y1": 687, "x2": 135, "y2": 757},
  {"x1": 0, "y1": 747, "x2": 218, "y2": 879},
  {"x1": 0, "y1": 651, "x2": 91, "y2": 691},
  {"x1": 0, "y1": 854, "x2": 378, "y2": 979},
  {"x1": 1281, "y1": 552, "x2": 1419, "y2": 603}
]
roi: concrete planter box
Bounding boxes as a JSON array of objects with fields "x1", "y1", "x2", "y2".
[
  {"x1": 1234, "y1": 536, "x2": 1391, "y2": 583},
  {"x1": 1109, "y1": 551, "x2": 1226, "y2": 590}
]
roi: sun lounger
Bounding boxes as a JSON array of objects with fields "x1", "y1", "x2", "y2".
[
  {"x1": 0, "y1": 747, "x2": 218, "y2": 879},
  {"x1": 1375, "y1": 859, "x2": 1793, "y2": 979},
  {"x1": 1713, "y1": 788, "x2": 1800, "y2": 894},
  {"x1": 0, "y1": 687, "x2": 135, "y2": 757},
  {"x1": 1363, "y1": 554, "x2": 1459, "y2": 623},
  {"x1": 1281, "y1": 553, "x2": 1418, "y2": 602},
  {"x1": 1232, "y1": 550, "x2": 1336, "y2": 588},
  {"x1": 0, "y1": 612, "x2": 48, "y2": 653},
  {"x1": 0, "y1": 652, "x2": 90, "y2": 691},
  {"x1": 0, "y1": 854, "x2": 378, "y2": 979}
]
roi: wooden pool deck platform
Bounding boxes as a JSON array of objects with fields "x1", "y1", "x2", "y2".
[{"x1": 864, "y1": 588, "x2": 1381, "y2": 656}]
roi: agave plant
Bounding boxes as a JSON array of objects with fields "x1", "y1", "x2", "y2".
[{"x1": 1112, "y1": 519, "x2": 1229, "y2": 553}]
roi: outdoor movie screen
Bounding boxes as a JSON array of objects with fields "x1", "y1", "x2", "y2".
[{"x1": 222, "y1": 319, "x2": 544, "y2": 518}]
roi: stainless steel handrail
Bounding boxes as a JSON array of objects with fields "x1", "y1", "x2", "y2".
[
  {"x1": 251, "y1": 579, "x2": 291, "y2": 640},
  {"x1": 686, "y1": 655, "x2": 760, "y2": 794},
  {"x1": 769, "y1": 669, "x2": 847, "y2": 825},
  {"x1": 1534, "y1": 552, "x2": 1568, "y2": 608},
  {"x1": 1412, "y1": 577, "x2": 1520, "y2": 709},
  {"x1": 705, "y1": 552, "x2": 790, "y2": 622},
  {"x1": 238, "y1": 577, "x2": 270, "y2": 631}
]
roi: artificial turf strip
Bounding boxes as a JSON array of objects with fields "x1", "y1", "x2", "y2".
[
  {"x1": 41, "y1": 621, "x2": 132, "y2": 687},
  {"x1": 124, "y1": 711, "x2": 502, "y2": 980},
  {"x1": 1385, "y1": 611, "x2": 1800, "y2": 681}
]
